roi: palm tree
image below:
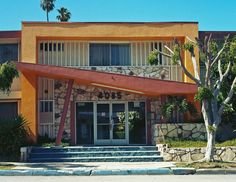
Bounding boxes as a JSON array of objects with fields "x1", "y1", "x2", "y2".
[
  {"x1": 56, "y1": 7, "x2": 71, "y2": 22},
  {"x1": 40, "y1": 0, "x2": 56, "y2": 22}
]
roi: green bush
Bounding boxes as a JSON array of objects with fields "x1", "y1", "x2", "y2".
[
  {"x1": 0, "y1": 115, "x2": 30, "y2": 161},
  {"x1": 0, "y1": 62, "x2": 19, "y2": 93},
  {"x1": 36, "y1": 135, "x2": 69, "y2": 147}
]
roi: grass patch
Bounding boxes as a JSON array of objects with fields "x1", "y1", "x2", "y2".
[
  {"x1": 0, "y1": 164, "x2": 15, "y2": 170},
  {"x1": 176, "y1": 162, "x2": 236, "y2": 169},
  {"x1": 216, "y1": 138, "x2": 236, "y2": 147},
  {"x1": 161, "y1": 139, "x2": 207, "y2": 148},
  {"x1": 161, "y1": 138, "x2": 236, "y2": 148}
]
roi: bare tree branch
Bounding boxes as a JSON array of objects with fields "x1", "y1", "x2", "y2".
[
  {"x1": 213, "y1": 60, "x2": 231, "y2": 97},
  {"x1": 174, "y1": 40, "x2": 201, "y2": 85},
  {"x1": 205, "y1": 35, "x2": 212, "y2": 87},
  {"x1": 164, "y1": 45, "x2": 174, "y2": 54},
  {"x1": 190, "y1": 52, "x2": 201, "y2": 81},
  {"x1": 156, "y1": 50, "x2": 172, "y2": 58},
  {"x1": 210, "y1": 34, "x2": 230, "y2": 67},
  {"x1": 218, "y1": 59, "x2": 223, "y2": 78},
  {"x1": 186, "y1": 36, "x2": 197, "y2": 44},
  {"x1": 160, "y1": 42, "x2": 201, "y2": 85},
  {"x1": 207, "y1": 34, "x2": 212, "y2": 54},
  {"x1": 185, "y1": 37, "x2": 201, "y2": 81},
  {"x1": 218, "y1": 76, "x2": 236, "y2": 116}
]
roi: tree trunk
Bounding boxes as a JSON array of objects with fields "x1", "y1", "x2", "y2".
[
  {"x1": 201, "y1": 100, "x2": 217, "y2": 162},
  {"x1": 205, "y1": 128, "x2": 216, "y2": 162}
]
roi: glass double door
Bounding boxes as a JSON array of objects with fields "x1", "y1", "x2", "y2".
[{"x1": 95, "y1": 102, "x2": 128, "y2": 145}]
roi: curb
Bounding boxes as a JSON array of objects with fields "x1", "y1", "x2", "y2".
[
  {"x1": 0, "y1": 167, "x2": 195, "y2": 176},
  {"x1": 196, "y1": 168, "x2": 236, "y2": 175}
]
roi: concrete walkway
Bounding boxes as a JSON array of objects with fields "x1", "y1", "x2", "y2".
[
  {"x1": 0, "y1": 162, "x2": 198, "y2": 175},
  {"x1": 1, "y1": 162, "x2": 236, "y2": 176},
  {"x1": 12, "y1": 162, "x2": 175, "y2": 171}
]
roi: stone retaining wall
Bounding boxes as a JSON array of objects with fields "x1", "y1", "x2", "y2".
[
  {"x1": 158, "y1": 144, "x2": 236, "y2": 162},
  {"x1": 152, "y1": 123, "x2": 207, "y2": 145}
]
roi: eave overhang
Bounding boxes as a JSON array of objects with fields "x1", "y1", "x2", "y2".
[{"x1": 16, "y1": 62, "x2": 197, "y2": 96}]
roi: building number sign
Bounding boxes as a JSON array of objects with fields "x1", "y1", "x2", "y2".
[{"x1": 98, "y1": 91, "x2": 122, "y2": 100}]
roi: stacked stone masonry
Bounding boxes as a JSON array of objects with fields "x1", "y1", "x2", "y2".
[
  {"x1": 152, "y1": 123, "x2": 207, "y2": 145},
  {"x1": 158, "y1": 144, "x2": 236, "y2": 162},
  {"x1": 81, "y1": 66, "x2": 174, "y2": 80}
]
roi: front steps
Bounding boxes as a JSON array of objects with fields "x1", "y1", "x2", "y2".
[{"x1": 27, "y1": 146, "x2": 163, "y2": 162}]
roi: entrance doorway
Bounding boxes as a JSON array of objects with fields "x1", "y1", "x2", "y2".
[
  {"x1": 94, "y1": 102, "x2": 128, "y2": 145},
  {"x1": 75, "y1": 101, "x2": 146, "y2": 145}
]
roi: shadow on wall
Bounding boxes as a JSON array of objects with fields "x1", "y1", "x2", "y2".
[{"x1": 216, "y1": 122, "x2": 236, "y2": 142}]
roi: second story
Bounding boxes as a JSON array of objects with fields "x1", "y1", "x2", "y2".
[
  {"x1": 21, "y1": 21, "x2": 199, "y2": 83},
  {"x1": 0, "y1": 31, "x2": 21, "y2": 99}
]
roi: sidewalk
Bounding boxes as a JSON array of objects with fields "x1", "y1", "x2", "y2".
[
  {"x1": 0, "y1": 162, "x2": 195, "y2": 175},
  {"x1": 1, "y1": 162, "x2": 236, "y2": 176}
]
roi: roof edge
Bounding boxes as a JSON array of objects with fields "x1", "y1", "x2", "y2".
[
  {"x1": 0, "y1": 30, "x2": 21, "y2": 39},
  {"x1": 22, "y1": 21, "x2": 199, "y2": 25}
]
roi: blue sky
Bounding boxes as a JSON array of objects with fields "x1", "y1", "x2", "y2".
[{"x1": 1, "y1": 0, "x2": 236, "y2": 31}]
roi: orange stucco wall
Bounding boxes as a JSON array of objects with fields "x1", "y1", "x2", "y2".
[
  {"x1": 20, "y1": 73, "x2": 37, "y2": 141},
  {"x1": 20, "y1": 22, "x2": 199, "y2": 139}
]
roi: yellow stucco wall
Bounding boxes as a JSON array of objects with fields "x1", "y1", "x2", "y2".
[{"x1": 20, "y1": 22, "x2": 199, "y2": 140}]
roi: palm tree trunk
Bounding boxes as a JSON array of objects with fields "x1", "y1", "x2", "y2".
[{"x1": 47, "y1": 11, "x2": 49, "y2": 22}]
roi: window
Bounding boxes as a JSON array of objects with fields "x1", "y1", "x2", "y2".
[
  {"x1": 76, "y1": 102, "x2": 94, "y2": 144},
  {"x1": 40, "y1": 101, "x2": 53, "y2": 112},
  {"x1": 89, "y1": 43, "x2": 131, "y2": 66},
  {"x1": 39, "y1": 100, "x2": 54, "y2": 124},
  {"x1": 128, "y1": 102, "x2": 146, "y2": 144},
  {"x1": 151, "y1": 42, "x2": 163, "y2": 65},
  {"x1": 0, "y1": 44, "x2": 18, "y2": 63},
  {"x1": 40, "y1": 43, "x2": 64, "y2": 52},
  {"x1": 0, "y1": 102, "x2": 18, "y2": 120}
]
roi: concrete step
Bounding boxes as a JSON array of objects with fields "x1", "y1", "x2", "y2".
[
  {"x1": 28, "y1": 145, "x2": 163, "y2": 163},
  {"x1": 29, "y1": 150, "x2": 160, "y2": 158},
  {"x1": 31, "y1": 146, "x2": 158, "y2": 153},
  {"x1": 28, "y1": 155, "x2": 164, "y2": 163}
]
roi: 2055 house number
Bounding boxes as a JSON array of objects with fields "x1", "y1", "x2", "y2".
[{"x1": 98, "y1": 91, "x2": 122, "y2": 100}]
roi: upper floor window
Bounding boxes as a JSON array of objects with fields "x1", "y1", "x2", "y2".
[
  {"x1": 89, "y1": 43, "x2": 131, "y2": 66},
  {"x1": 40, "y1": 43, "x2": 64, "y2": 52},
  {"x1": 0, "y1": 44, "x2": 18, "y2": 64}
]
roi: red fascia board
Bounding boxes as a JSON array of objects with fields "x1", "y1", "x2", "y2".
[
  {"x1": 0, "y1": 31, "x2": 21, "y2": 39},
  {"x1": 17, "y1": 62, "x2": 197, "y2": 96}
]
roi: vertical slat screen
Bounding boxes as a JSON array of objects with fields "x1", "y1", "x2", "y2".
[
  {"x1": 38, "y1": 40, "x2": 181, "y2": 81},
  {"x1": 38, "y1": 77, "x2": 54, "y2": 100},
  {"x1": 38, "y1": 41, "x2": 89, "y2": 67}
]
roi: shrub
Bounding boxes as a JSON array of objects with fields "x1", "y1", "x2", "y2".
[
  {"x1": 36, "y1": 135, "x2": 69, "y2": 147},
  {"x1": 0, "y1": 62, "x2": 19, "y2": 93},
  {"x1": 0, "y1": 115, "x2": 30, "y2": 161}
]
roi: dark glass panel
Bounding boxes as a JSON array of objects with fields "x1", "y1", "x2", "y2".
[
  {"x1": 128, "y1": 102, "x2": 146, "y2": 144},
  {"x1": 76, "y1": 102, "x2": 94, "y2": 144}
]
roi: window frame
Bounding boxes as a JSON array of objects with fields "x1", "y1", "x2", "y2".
[
  {"x1": 89, "y1": 43, "x2": 131, "y2": 66},
  {"x1": 38, "y1": 100, "x2": 55, "y2": 124},
  {"x1": 0, "y1": 101, "x2": 19, "y2": 120},
  {"x1": 0, "y1": 43, "x2": 19, "y2": 63}
]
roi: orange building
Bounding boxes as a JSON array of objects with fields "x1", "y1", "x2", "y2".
[{"x1": 0, "y1": 22, "x2": 199, "y2": 145}]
